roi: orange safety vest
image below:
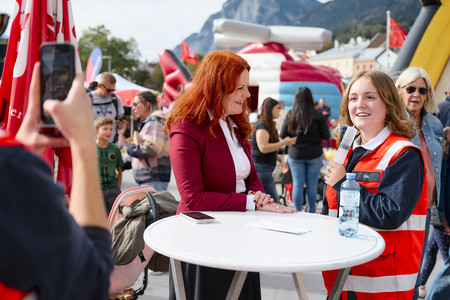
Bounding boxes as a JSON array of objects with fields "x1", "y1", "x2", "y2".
[{"x1": 323, "y1": 133, "x2": 427, "y2": 300}]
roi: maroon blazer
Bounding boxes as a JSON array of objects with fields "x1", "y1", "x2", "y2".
[{"x1": 169, "y1": 118, "x2": 264, "y2": 214}]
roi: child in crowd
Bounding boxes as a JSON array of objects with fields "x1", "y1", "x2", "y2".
[{"x1": 95, "y1": 116, "x2": 124, "y2": 214}]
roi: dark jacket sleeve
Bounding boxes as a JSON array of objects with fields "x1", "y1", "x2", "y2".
[
  {"x1": 439, "y1": 143, "x2": 450, "y2": 222},
  {"x1": 0, "y1": 146, "x2": 113, "y2": 300}
]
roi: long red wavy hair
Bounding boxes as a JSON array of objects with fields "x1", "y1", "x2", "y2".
[{"x1": 165, "y1": 50, "x2": 252, "y2": 142}]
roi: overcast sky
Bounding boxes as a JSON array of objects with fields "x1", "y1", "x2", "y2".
[{"x1": 1, "y1": 0, "x2": 331, "y2": 63}]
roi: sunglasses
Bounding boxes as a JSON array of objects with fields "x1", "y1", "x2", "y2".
[
  {"x1": 101, "y1": 85, "x2": 116, "y2": 93},
  {"x1": 405, "y1": 86, "x2": 428, "y2": 95}
]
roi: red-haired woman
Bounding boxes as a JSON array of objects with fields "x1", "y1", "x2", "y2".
[{"x1": 165, "y1": 50, "x2": 296, "y2": 299}]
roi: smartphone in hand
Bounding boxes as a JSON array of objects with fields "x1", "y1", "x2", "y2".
[
  {"x1": 181, "y1": 211, "x2": 216, "y2": 224},
  {"x1": 39, "y1": 42, "x2": 75, "y2": 135}
]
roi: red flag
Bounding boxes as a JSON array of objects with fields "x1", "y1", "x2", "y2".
[
  {"x1": 181, "y1": 40, "x2": 199, "y2": 65},
  {"x1": 0, "y1": 0, "x2": 82, "y2": 195},
  {"x1": 389, "y1": 17, "x2": 407, "y2": 48}
]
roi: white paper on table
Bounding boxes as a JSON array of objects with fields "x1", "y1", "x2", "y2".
[{"x1": 247, "y1": 219, "x2": 311, "y2": 235}]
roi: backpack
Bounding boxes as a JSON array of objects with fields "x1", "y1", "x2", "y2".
[
  {"x1": 88, "y1": 91, "x2": 119, "y2": 120},
  {"x1": 110, "y1": 191, "x2": 178, "y2": 270}
]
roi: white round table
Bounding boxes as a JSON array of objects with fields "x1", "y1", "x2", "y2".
[{"x1": 144, "y1": 211, "x2": 385, "y2": 300}]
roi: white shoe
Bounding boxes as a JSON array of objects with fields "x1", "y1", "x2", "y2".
[{"x1": 419, "y1": 285, "x2": 427, "y2": 298}]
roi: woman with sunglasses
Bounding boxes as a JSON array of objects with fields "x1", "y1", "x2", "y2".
[{"x1": 396, "y1": 67, "x2": 447, "y2": 299}]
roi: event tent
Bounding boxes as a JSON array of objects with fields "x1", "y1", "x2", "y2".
[{"x1": 96, "y1": 72, "x2": 153, "y2": 107}]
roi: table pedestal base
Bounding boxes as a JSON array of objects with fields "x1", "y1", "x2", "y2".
[
  {"x1": 170, "y1": 258, "x2": 186, "y2": 300},
  {"x1": 170, "y1": 258, "x2": 350, "y2": 300}
]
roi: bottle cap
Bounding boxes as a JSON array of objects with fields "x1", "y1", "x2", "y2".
[{"x1": 346, "y1": 173, "x2": 356, "y2": 180}]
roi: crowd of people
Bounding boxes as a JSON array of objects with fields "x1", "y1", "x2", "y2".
[
  {"x1": 1, "y1": 50, "x2": 449, "y2": 299},
  {"x1": 87, "y1": 73, "x2": 172, "y2": 215}
]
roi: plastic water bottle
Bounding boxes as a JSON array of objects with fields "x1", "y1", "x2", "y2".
[{"x1": 339, "y1": 173, "x2": 360, "y2": 238}]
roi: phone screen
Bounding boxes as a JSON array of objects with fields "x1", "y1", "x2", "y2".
[
  {"x1": 181, "y1": 211, "x2": 216, "y2": 223},
  {"x1": 40, "y1": 43, "x2": 75, "y2": 126}
]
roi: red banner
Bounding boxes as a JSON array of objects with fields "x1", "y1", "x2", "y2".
[
  {"x1": 389, "y1": 17, "x2": 407, "y2": 48},
  {"x1": 0, "y1": 0, "x2": 82, "y2": 195},
  {"x1": 181, "y1": 40, "x2": 199, "y2": 65}
]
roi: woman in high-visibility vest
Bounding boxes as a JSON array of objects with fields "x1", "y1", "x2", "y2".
[{"x1": 322, "y1": 70, "x2": 427, "y2": 299}]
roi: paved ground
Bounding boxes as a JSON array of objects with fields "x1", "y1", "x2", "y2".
[{"x1": 121, "y1": 169, "x2": 444, "y2": 299}]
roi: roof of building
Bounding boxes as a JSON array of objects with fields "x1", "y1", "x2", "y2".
[
  {"x1": 307, "y1": 37, "x2": 370, "y2": 61},
  {"x1": 355, "y1": 47, "x2": 385, "y2": 62},
  {"x1": 367, "y1": 33, "x2": 387, "y2": 48}
]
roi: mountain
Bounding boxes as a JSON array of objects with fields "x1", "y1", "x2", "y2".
[
  {"x1": 173, "y1": 0, "x2": 421, "y2": 57},
  {"x1": 174, "y1": 0, "x2": 320, "y2": 57},
  {"x1": 291, "y1": 0, "x2": 421, "y2": 29}
]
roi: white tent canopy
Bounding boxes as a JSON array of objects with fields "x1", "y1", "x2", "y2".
[{"x1": 95, "y1": 72, "x2": 152, "y2": 92}]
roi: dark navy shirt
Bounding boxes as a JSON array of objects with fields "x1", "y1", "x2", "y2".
[
  {"x1": 0, "y1": 144, "x2": 113, "y2": 300},
  {"x1": 322, "y1": 143, "x2": 425, "y2": 230}
]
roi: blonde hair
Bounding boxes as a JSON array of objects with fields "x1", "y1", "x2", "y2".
[
  {"x1": 136, "y1": 91, "x2": 159, "y2": 114},
  {"x1": 99, "y1": 72, "x2": 116, "y2": 85},
  {"x1": 395, "y1": 67, "x2": 438, "y2": 113},
  {"x1": 94, "y1": 116, "x2": 114, "y2": 129},
  {"x1": 336, "y1": 70, "x2": 415, "y2": 140}
]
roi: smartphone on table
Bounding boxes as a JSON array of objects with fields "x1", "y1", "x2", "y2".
[
  {"x1": 181, "y1": 211, "x2": 216, "y2": 224},
  {"x1": 39, "y1": 42, "x2": 75, "y2": 135}
]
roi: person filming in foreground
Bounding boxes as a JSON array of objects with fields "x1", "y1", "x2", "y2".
[
  {"x1": 321, "y1": 70, "x2": 427, "y2": 299},
  {"x1": 0, "y1": 64, "x2": 113, "y2": 299},
  {"x1": 165, "y1": 50, "x2": 296, "y2": 300}
]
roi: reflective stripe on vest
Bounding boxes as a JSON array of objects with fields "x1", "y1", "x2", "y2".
[
  {"x1": 376, "y1": 140, "x2": 414, "y2": 170},
  {"x1": 375, "y1": 214, "x2": 427, "y2": 231},
  {"x1": 344, "y1": 273, "x2": 418, "y2": 293},
  {"x1": 329, "y1": 209, "x2": 337, "y2": 217}
]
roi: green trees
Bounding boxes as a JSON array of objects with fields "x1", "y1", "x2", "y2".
[
  {"x1": 77, "y1": 25, "x2": 162, "y2": 89},
  {"x1": 77, "y1": 25, "x2": 200, "y2": 92},
  {"x1": 78, "y1": 25, "x2": 140, "y2": 78}
]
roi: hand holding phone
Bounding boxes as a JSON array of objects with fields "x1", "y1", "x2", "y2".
[
  {"x1": 181, "y1": 211, "x2": 216, "y2": 224},
  {"x1": 39, "y1": 43, "x2": 75, "y2": 135}
]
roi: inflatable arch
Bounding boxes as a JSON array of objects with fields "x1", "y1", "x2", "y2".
[
  {"x1": 238, "y1": 43, "x2": 343, "y2": 120},
  {"x1": 213, "y1": 19, "x2": 342, "y2": 117},
  {"x1": 157, "y1": 49, "x2": 192, "y2": 107}
]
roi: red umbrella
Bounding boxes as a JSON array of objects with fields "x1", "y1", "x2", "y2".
[
  {"x1": 115, "y1": 89, "x2": 141, "y2": 107},
  {"x1": 0, "y1": 0, "x2": 81, "y2": 195}
]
